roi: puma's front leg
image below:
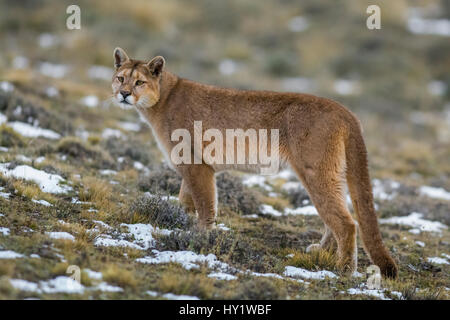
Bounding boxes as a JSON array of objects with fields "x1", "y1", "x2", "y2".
[
  {"x1": 179, "y1": 179, "x2": 196, "y2": 215},
  {"x1": 179, "y1": 165, "x2": 216, "y2": 229}
]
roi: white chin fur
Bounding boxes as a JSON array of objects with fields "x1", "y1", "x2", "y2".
[
  {"x1": 115, "y1": 93, "x2": 135, "y2": 109},
  {"x1": 118, "y1": 102, "x2": 133, "y2": 110}
]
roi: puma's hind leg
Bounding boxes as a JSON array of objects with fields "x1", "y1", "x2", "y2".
[
  {"x1": 300, "y1": 173, "x2": 357, "y2": 272},
  {"x1": 306, "y1": 226, "x2": 337, "y2": 253},
  {"x1": 288, "y1": 135, "x2": 357, "y2": 273}
]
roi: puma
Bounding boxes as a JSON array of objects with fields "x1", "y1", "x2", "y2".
[{"x1": 111, "y1": 47, "x2": 398, "y2": 277}]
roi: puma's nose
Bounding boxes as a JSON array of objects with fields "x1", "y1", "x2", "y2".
[{"x1": 120, "y1": 90, "x2": 131, "y2": 98}]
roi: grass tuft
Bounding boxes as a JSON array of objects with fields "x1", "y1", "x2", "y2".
[{"x1": 284, "y1": 249, "x2": 337, "y2": 271}]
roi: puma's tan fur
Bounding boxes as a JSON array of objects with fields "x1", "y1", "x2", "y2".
[{"x1": 111, "y1": 48, "x2": 398, "y2": 277}]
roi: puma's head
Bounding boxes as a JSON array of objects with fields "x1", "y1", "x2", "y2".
[{"x1": 112, "y1": 47, "x2": 165, "y2": 109}]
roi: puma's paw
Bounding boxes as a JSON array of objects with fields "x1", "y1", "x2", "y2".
[{"x1": 306, "y1": 243, "x2": 321, "y2": 253}]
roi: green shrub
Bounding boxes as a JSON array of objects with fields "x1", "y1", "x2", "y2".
[
  {"x1": 138, "y1": 164, "x2": 181, "y2": 195},
  {"x1": 216, "y1": 172, "x2": 262, "y2": 215},
  {"x1": 57, "y1": 137, "x2": 113, "y2": 168},
  {"x1": 130, "y1": 193, "x2": 192, "y2": 229},
  {"x1": 102, "y1": 137, "x2": 153, "y2": 166}
]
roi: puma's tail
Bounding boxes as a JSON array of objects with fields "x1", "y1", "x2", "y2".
[{"x1": 345, "y1": 119, "x2": 398, "y2": 278}]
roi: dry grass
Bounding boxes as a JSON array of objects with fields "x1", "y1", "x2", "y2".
[
  {"x1": 79, "y1": 177, "x2": 114, "y2": 212},
  {"x1": 13, "y1": 180, "x2": 55, "y2": 203},
  {"x1": 157, "y1": 269, "x2": 215, "y2": 299},
  {"x1": 102, "y1": 265, "x2": 138, "y2": 289},
  {"x1": 284, "y1": 249, "x2": 338, "y2": 271}
]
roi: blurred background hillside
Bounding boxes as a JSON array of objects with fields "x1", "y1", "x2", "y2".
[{"x1": 0, "y1": 0, "x2": 449, "y2": 183}]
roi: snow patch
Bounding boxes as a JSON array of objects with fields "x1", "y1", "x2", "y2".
[
  {"x1": 407, "y1": 17, "x2": 450, "y2": 37},
  {"x1": 427, "y1": 257, "x2": 449, "y2": 265},
  {"x1": 7, "y1": 122, "x2": 61, "y2": 139},
  {"x1": 242, "y1": 175, "x2": 272, "y2": 191},
  {"x1": 118, "y1": 122, "x2": 141, "y2": 132},
  {"x1": 415, "y1": 241, "x2": 425, "y2": 247},
  {"x1": 333, "y1": 79, "x2": 359, "y2": 95},
  {"x1": 10, "y1": 279, "x2": 41, "y2": 293},
  {"x1": 380, "y1": 212, "x2": 447, "y2": 234},
  {"x1": 162, "y1": 293, "x2": 200, "y2": 300},
  {"x1": 39, "y1": 62, "x2": 70, "y2": 79},
  {"x1": 32, "y1": 199, "x2": 52, "y2": 207},
  {"x1": 94, "y1": 237, "x2": 142, "y2": 250},
  {"x1": 102, "y1": 128, "x2": 124, "y2": 139},
  {"x1": 84, "y1": 269, "x2": 103, "y2": 280},
  {"x1": 0, "y1": 81, "x2": 14, "y2": 92},
  {"x1": 284, "y1": 205, "x2": 318, "y2": 216},
  {"x1": 0, "y1": 250, "x2": 24, "y2": 259},
  {"x1": 260, "y1": 204, "x2": 283, "y2": 217},
  {"x1": 80, "y1": 95, "x2": 99, "y2": 108},
  {"x1": 419, "y1": 186, "x2": 450, "y2": 201},
  {"x1": 45, "y1": 231, "x2": 75, "y2": 241},
  {"x1": 120, "y1": 223, "x2": 156, "y2": 250},
  {"x1": 218, "y1": 59, "x2": 237, "y2": 76},
  {"x1": 216, "y1": 223, "x2": 230, "y2": 231},
  {"x1": 287, "y1": 16, "x2": 309, "y2": 32},
  {"x1": 12, "y1": 56, "x2": 29, "y2": 69},
  {"x1": 347, "y1": 288, "x2": 390, "y2": 300},
  {"x1": 99, "y1": 169, "x2": 117, "y2": 176},
  {"x1": 40, "y1": 276, "x2": 84, "y2": 294},
  {"x1": 281, "y1": 181, "x2": 302, "y2": 192},
  {"x1": 0, "y1": 227, "x2": 10, "y2": 236},
  {"x1": 92, "y1": 282, "x2": 123, "y2": 292},
  {"x1": 137, "y1": 249, "x2": 230, "y2": 271},
  {"x1": 0, "y1": 163, "x2": 72, "y2": 194},
  {"x1": 283, "y1": 266, "x2": 337, "y2": 280},
  {"x1": 208, "y1": 272, "x2": 237, "y2": 281}
]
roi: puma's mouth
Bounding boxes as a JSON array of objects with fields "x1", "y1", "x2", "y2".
[
  {"x1": 116, "y1": 93, "x2": 135, "y2": 109},
  {"x1": 119, "y1": 99, "x2": 131, "y2": 105}
]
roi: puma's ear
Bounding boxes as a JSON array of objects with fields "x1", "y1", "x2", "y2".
[
  {"x1": 147, "y1": 56, "x2": 165, "y2": 77},
  {"x1": 114, "y1": 47, "x2": 129, "y2": 69}
]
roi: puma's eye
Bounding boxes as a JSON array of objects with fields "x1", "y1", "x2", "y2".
[
  {"x1": 117, "y1": 76, "x2": 124, "y2": 83},
  {"x1": 135, "y1": 80, "x2": 145, "y2": 86}
]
